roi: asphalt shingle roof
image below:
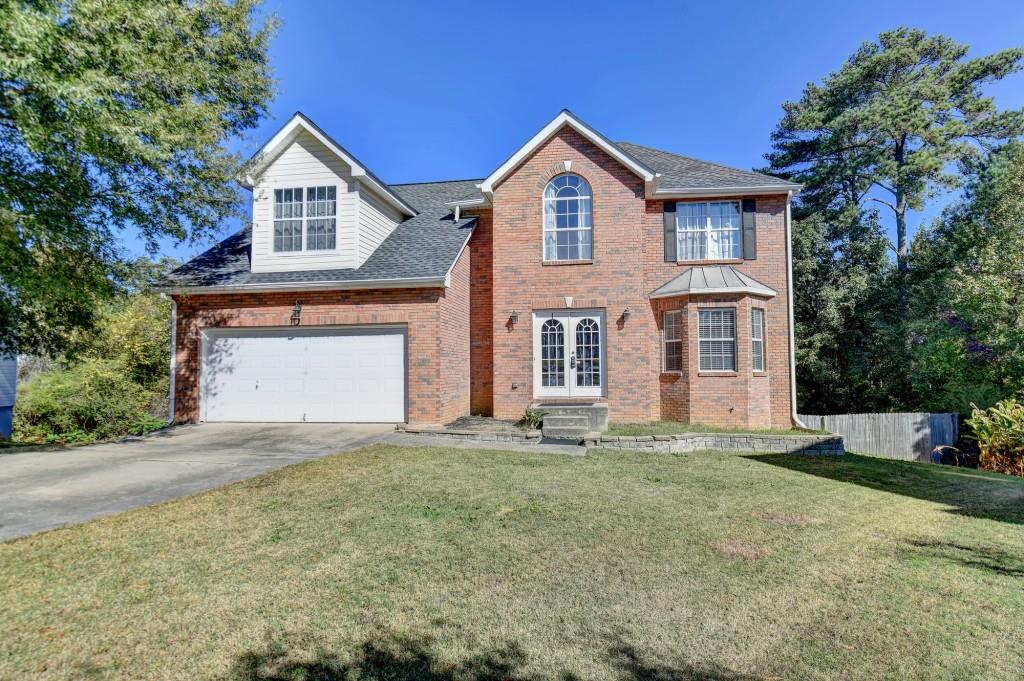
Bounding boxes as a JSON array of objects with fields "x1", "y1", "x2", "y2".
[
  {"x1": 161, "y1": 134, "x2": 798, "y2": 292},
  {"x1": 159, "y1": 179, "x2": 481, "y2": 290},
  {"x1": 616, "y1": 141, "x2": 796, "y2": 190}
]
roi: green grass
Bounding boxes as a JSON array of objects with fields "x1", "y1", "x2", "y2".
[
  {"x1": 2, "y1": 446, "x2": 1023, "y2": 680},
  {"x1": 607, "y1": 420, "x2": 821, "y2": 436}
]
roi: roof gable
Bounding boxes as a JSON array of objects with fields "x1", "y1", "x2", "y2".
[
  {"x1": 241, "y1": 112, "x2": 417, "y2": 217},
  {"x1": 478, "y1": 110, "x2": 659, "y2": 196}
]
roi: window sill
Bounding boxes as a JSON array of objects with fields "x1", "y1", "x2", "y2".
[
  {"x1": 697, "y1": 371, "x2": 738, "y2": 378},
  {"x1": 541, "y1": 259, "x2": 594, "y2": 266},
  {"x1": 675, "y1": 258, "x2": 744, "y2": 266},
  {"x1": 661, "y1": 370, "x2": 684, "y2": 376},
  {"x1": 753, "y1": 371, "x2": 768, "y2": 377}
]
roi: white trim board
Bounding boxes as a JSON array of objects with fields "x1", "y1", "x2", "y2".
[
  {"x1": 241, "y1": 112, "x2": 416, "y2": 218},
  {"x1": 479, "y1": 110, "x2": 659, "y2": 197}
]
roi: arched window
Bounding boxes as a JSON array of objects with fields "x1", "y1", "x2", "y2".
[{"x1": 544, "y1": 174, "x2": 593, "y2": 261}]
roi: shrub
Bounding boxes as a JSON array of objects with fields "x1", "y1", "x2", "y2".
[
  {"x1": 518, "y1": 406, "x2": 544, "y2": 429},
  {"x1": 966, "y1": 398, "x2": 1024, "y2": 477},
  {"x1": 13, "y1": 359, "x2": 165, "y2": 444}
]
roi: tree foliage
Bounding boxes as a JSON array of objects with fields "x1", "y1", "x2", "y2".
[
  {"x1": 14, "y1": 257, "x2": 176, "y2": 442},
  {"x1": 765, "y1": 28, "x2": 1024, "y2": 415},
  {"x1": 0, "y1": 0, "x2": 275, "y2": 356},
  {"x1": 766, "y1": 28, "x2": 1024, "y2": 272},
  {"x1": 908, "y1": 142, "x2": 1024, "y2": 412}
]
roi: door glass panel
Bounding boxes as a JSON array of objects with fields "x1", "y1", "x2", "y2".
[
  {"x1": 575, "y1": 318, "x2": 601, "y2": 387},
  {"x1": 541, "y1": 319, "x2": 565, "y2": 387}
]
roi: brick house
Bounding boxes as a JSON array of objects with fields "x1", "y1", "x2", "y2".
[{"x1": 160, "y1": 110, "x2": 802, "y2": 433}]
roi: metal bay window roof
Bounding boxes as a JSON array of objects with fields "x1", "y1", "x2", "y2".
[{"x1": 649, "y1": 266, "x2": 777, "y2": 299}]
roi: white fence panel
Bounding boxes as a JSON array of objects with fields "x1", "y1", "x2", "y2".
[{"x1": 798, "y1": 413, "x2": 958, "y2": 462}]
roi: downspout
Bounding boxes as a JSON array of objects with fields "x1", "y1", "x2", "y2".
[
  {"x1": 162, "y1": 294, "x2": 177, "y2": 425},
  {"x1": 785, "y1": 191, "x2": 807, "y2": 429}
]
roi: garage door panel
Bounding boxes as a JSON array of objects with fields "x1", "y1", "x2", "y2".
[{"x1": 202, "y1": 328, "x2": 406, "y2": 423}]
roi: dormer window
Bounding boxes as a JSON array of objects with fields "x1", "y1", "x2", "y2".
[{"x1": 273, "y1": 186, "x2": 337, "y2": 252}]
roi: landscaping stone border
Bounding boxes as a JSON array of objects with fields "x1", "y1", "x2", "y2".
[
  {"x1": 399, "y1": 425, "x2": 843, "y2": 456},
  {"x1": 399, "y1": 426, "x2": 542, "y2": 444},
  {"x1": 585, "y1": 432, "x2": 844, "y2": 455}
]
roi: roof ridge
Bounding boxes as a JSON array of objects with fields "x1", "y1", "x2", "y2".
[
  {"x1": 617, "y1": 140, "x2": 788, "y2": 183},
  {"x1": 389, "y1": 178, "x2": 484, "y2": 187}
]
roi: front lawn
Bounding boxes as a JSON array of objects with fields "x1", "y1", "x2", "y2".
[
  {"x1": 607, "y1": 420, "x2": 819, "y2": 436},
  {"x1": 2, "y1": 446, "x2": 1023, "y2": 680}
]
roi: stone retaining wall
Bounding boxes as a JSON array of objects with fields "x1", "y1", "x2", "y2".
[
  {"x1": 586, "y1": 432, "x2": 844, "y2": 455},
  {"x1": 399, "y1": 425, "x2": 843, "y2": 456},
  {"x1": 400, "y1": 426, "x2": 542, "y2": 444}
]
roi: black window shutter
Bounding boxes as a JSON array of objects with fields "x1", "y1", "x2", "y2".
[
  {"x1": 663, "y1": 201, "x2": 677, "y2": 262},
  {"x1": 741, "y1": 199, "x2": 757, "y2": 259}
]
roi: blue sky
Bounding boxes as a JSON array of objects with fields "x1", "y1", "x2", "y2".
[{"x1": 137, "y1": 0, "x2": 1024, "y2": 262}]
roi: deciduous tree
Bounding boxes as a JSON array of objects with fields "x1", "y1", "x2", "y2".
[{"x1": 0, "y1": 0, "x2": 275, "y2": 355}]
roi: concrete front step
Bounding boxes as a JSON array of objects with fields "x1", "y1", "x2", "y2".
[
  {"x1": 542, "y1": 414, "x2": 590, "y2": 429},
  {"x1": 532, "y1": 402, "x2": 609, "y2": 432}
]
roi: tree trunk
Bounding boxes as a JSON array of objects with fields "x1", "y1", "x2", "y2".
[
  {"x1": 895, "y1": 136, "x2": 909, "y2": 273},
  {"x1": 896, "y1": 189, "x2": 908, "y2": 273}
]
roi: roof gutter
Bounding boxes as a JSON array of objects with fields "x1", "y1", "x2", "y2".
[
  {"x1": 784, "y1": 190, "x2": 807, "y2": 429},
  {"x1": 654, "y1": 184, "x2": 802, "y2": 198},
  {"x1": 159, "y1": 275, "x2": 448, "y2": 296}
]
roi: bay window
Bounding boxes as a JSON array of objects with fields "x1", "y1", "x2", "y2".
[
  {"x1": 663, "y1": 310, "x2": 684, "y2": 372},
  {"x1": 698, "y1": 308, "x2": 736, "y2": 372},
  {"x1": 752, "y1": 308, "x2": 766, "y2": 372}
]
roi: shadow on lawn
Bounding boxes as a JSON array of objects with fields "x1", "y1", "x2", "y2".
[
  {"x1": 745, "y1": 453, "x2": 1024, "y2": 526},
  {"x1": 228, "y1": 633, "x2": 763, "y2": 681},
  {"x1": 901, "y1": 538, "x2": 1024, "y2": 578}
]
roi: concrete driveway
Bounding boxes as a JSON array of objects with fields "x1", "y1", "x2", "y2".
[{"x1": 0, "y1": 423, "x2": 393, "y2": 541}]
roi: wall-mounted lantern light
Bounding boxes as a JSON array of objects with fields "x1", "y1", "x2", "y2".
[
  {"x1": 509, "y1": 309, "x2": 520, "y2": 326},
  {"x1": 290, "y1": 301, "x2": 302, "y2": 326},
  {"x1": 622, "y1": 307, "x2": 631, "y2": 321}
]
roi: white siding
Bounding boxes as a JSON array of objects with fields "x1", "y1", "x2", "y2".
[
  {"x1": 0, "y1": 355, "x2": 15, "y2": 408},
  {"x1": 357, "y1": 186, "x2": 403, "y2": 266},
  {"x1": 250, "y1": 130, "x2": 359, "y2": 273}
]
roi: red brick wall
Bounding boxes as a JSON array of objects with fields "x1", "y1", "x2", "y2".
[
  {"x1": 438, "y1": 246, "x2": 471, "y2": 424},
  {"x1": 652, "y1": 298, "x2": 690, "y2": 422},
  {"x1": 488, "y1": 125, "x2": 794, "y2": 428},
  {"x1": 171, "y1": 287, "x2": 451, "y2": 426},
  {"x1": 467, "y1": 209, "x2": 494, "y2": 415},
  {"x1": 490, "y1": 127, "x2": 658, "y2": 422},
  {"x1": 642, "y1": 196, "x2": 794, "y2": 427}
]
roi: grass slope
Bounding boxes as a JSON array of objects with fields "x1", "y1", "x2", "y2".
[{"x1": 2, "y1": 446, "x2": 1023, "y2": 680}]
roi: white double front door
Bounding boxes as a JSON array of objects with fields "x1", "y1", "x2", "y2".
[{"x1": 533, "y1": 310, "x2": 605, "y2": 398}]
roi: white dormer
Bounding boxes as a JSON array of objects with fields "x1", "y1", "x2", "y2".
[{"x1": 241, "y1": 113, "x2": 416, "y2": 273}]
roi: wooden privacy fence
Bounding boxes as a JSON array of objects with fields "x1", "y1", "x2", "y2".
[{"x1": 797, "y1": 413, "x2": 958, "y2": 462}]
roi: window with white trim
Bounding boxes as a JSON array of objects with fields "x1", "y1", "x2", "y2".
[
  {"x1": 698, "y1": 308, "x2": 736, "y2": 371},
  {"x1": 751, "y1": 308, "x2": 766, "y2": 372},
  {"x1": 273, "y1": 185, "x2": 337, "y2": 252},
  {"x1": 677, "y1": 201, "x2": 741, "y2": 260},
  {"x1": 663, "y1": 310, "x2": 684, "y2": 372},
  {"x1": 544, "y1": 174, "x2": 593, "y2": 261},
  {"x1": 273, "y1": 188, "x2": 304, "y2": 252}
]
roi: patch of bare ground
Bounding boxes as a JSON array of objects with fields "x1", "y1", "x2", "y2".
[{"x1": 714, "y1": 540, "x2": 772, "y2": 560}]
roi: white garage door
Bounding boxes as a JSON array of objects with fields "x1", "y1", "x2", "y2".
[{"x1": 201, "y1": 327, "x2": 406, "y2": 423}]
